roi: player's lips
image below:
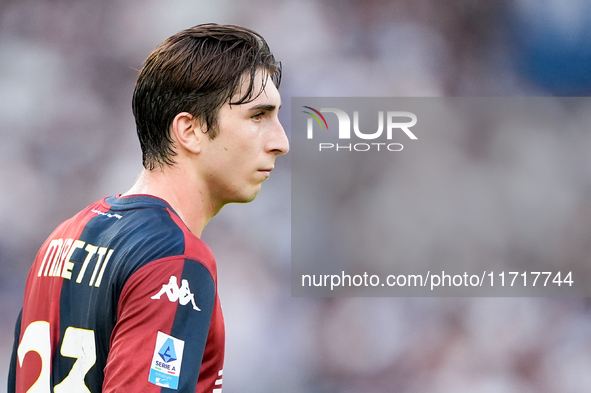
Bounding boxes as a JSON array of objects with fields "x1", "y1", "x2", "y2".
[{"x1": 258, "y1": 167, "x2": 274, "y2": 178}]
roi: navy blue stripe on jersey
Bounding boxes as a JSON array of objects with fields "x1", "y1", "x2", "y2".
[
  {"x1": 168, "y1": 259, "x2": 216, "y2": 393},
  {"x1": 7, "y1": 309, "x2": 22, "y2": 393}
]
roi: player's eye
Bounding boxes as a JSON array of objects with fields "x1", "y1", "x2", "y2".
[{"x1": 251, "y1": 112, "x2": 264, "y2": 120}]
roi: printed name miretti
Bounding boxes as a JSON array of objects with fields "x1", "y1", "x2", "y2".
[
  {"x1": 303, "y1": 106, "x2": 417, "y2": 152},
  {"x1": 37, "y1": 238, "x2": 114, "y2": 288}
]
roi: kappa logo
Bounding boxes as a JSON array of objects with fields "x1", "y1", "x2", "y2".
[{"x1": 151, "y1": 275, "x2": 201, "y2": 311}]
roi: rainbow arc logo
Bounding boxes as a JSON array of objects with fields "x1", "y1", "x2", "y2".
[{"x1": 302, "y1": 106, "x2": 328, "y2": 131}]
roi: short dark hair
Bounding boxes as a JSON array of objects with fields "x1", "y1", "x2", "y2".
[{"x1": 132, "y1": 23, "x2": 282, "y2": 170}]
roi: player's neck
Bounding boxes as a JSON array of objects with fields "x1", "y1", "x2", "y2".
[{"x1": 123, "y1": 166, "x2": 222, "y2": 237}]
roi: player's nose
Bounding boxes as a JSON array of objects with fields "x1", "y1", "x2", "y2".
[{"x1": 267, "y1": 118, "x2": 289, "y2": 156}]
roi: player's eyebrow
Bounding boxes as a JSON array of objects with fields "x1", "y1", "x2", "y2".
[{"x1": 247, "y1": 103, "x2": 281, "y2": 113}]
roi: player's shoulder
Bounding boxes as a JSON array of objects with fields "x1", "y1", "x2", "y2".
[
  {"x1": 50, "y1": 194, "x2": 217, "y2": 284},
  {"x1": 101, "y1": 195, "x2": 216, "y2": 269},
  {"x1": 98, "y1": 195, "x2": 186, "y2": 254}
]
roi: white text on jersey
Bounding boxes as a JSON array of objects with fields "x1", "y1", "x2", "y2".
[{"x1": 37, "y1": 238, "x2": 114, "y2": 288}]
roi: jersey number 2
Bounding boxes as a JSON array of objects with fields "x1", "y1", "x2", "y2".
[{"x1": 18, "y1": 321, "x2": 96, "y2": 393}]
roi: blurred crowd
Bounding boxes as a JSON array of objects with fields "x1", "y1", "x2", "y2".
[{"x1": 2, "y1": 0, "x2": 591, "y2": 392}]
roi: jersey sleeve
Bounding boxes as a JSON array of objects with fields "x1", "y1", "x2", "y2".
[{"x1": 103, "y1": 256, "x2": 215, "y2": 393}]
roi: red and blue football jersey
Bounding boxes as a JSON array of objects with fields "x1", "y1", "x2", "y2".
[{"x1": 8, "y1": 195, "x2": 225, "y2": 393}]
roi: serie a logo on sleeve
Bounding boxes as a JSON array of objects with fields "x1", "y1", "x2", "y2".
[{"x1": 149, "y1": 331, "x2": 185, "y2": 389}]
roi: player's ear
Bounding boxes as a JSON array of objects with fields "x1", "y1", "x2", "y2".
[{"x1": 170, "y1": 112, "x2": 206, "y2": 154}]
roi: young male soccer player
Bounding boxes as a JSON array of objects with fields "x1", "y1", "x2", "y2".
[{"x1": 8, "y1": 23, "x2": 289, "y2": 393}]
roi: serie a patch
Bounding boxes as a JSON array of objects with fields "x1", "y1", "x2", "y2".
[{"x1": 148, "y1": 331, "x2": 185, "y2": 389}]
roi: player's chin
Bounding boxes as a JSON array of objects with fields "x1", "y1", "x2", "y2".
[{"x1": 231, "y1": 184, "x2": 262, "y2": 204}]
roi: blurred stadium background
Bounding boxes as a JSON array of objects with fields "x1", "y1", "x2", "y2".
[{"x1": 2, "y1": 0, "x2": 591, "y2": 392}]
